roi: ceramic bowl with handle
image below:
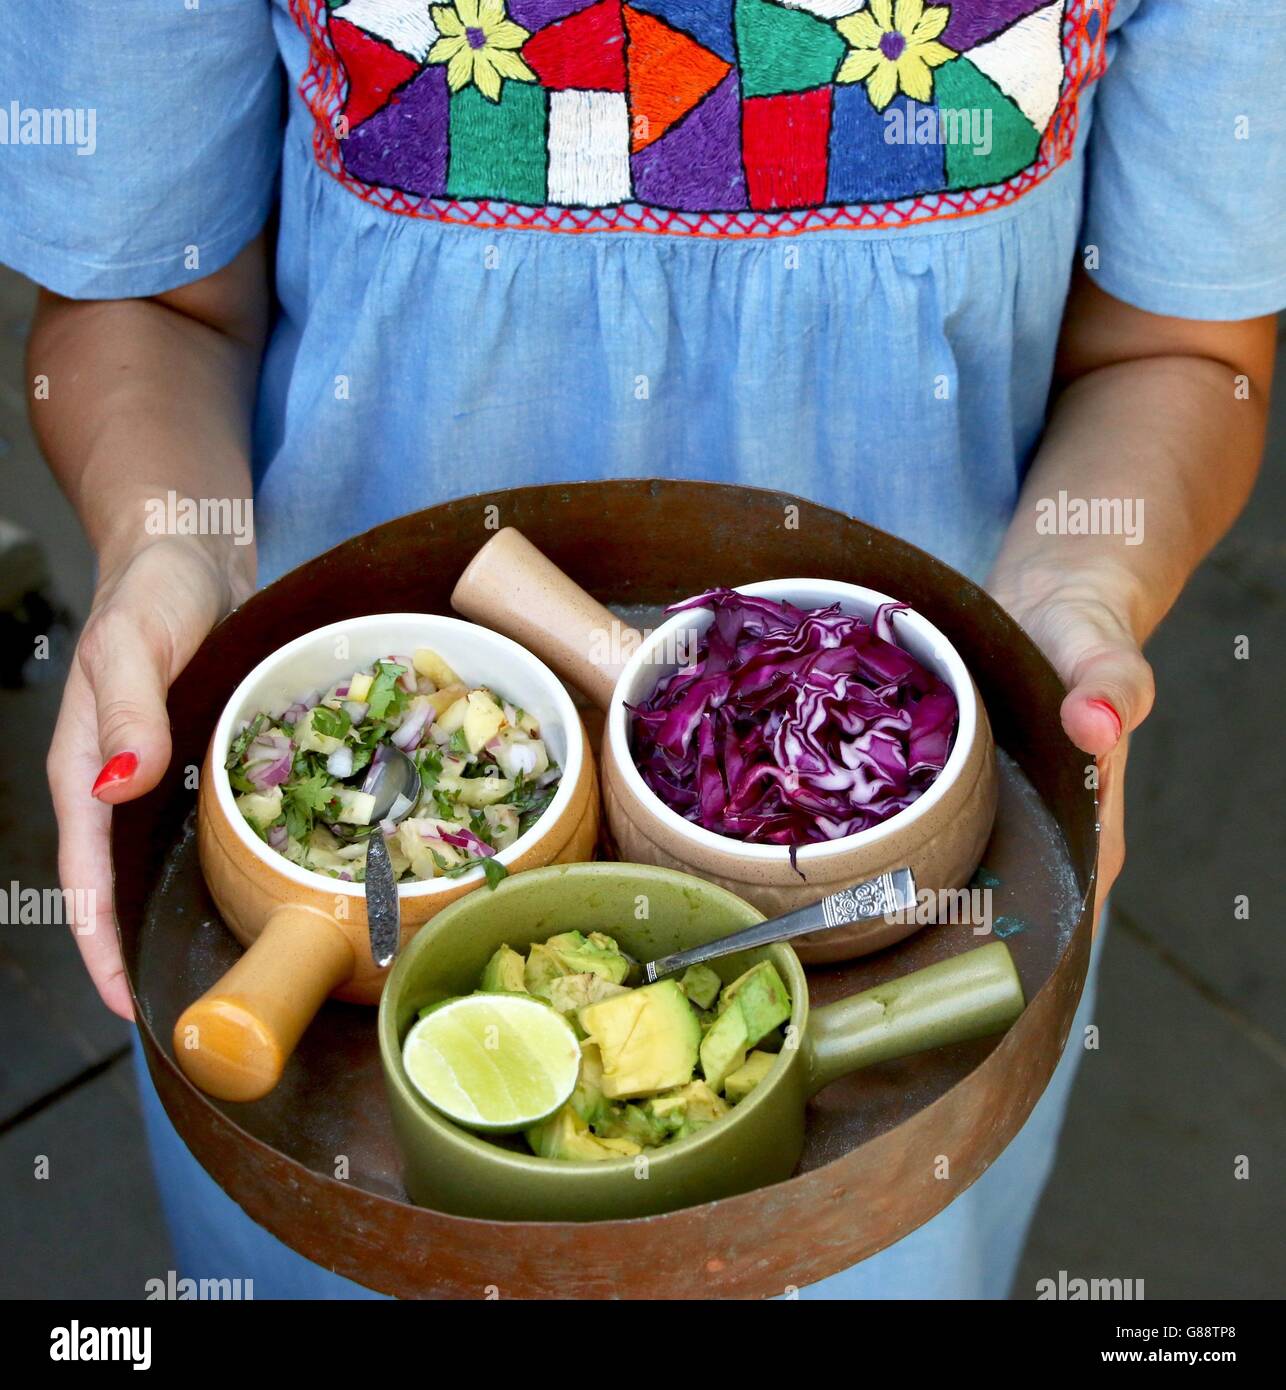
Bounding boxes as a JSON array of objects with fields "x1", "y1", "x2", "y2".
[
  {"x1": 379, "y1": 861, "x2": 1025, "y2": 1222},
  {"x1": 451, "y1": 528, "x2": 998, "y2": 963},
  {"x1": 174, "y1": 613, "x2": 599, "y2": 1104}
]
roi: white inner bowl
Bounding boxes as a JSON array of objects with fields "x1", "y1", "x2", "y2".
[
  {"x1": 212, "y1": 613, "x2": 584, "y2": 898},
  {"x1": 607, "y1": 579, "x2": 978, "y2": 865}
]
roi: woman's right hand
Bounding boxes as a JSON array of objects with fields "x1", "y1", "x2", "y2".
[{"x1": 48, "y1": 536, "x2": 253, "y2": 1018}]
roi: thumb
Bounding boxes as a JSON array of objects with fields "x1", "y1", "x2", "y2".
[
  {"x1": 1059, "y1": 641, "x2": 1155, "y2": 758},
  {"x1": 79, "y1": 613, "x2": 174, "y2": 804}
]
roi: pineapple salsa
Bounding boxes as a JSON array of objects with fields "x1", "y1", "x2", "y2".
[
  {"x1": 225, "y1": 647, "x2": 561, "y2": 884},
  {"x1": 469, "y1": 932, "x2": 792, "y2": 1160}
]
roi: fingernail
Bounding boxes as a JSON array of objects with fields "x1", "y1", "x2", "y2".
[
  {"x1": 92, "y1": 751, "x2": 139, "y2": 797},
  {"x1": 1087, "y1": 699, "x2": 1122, "y2": 742}
]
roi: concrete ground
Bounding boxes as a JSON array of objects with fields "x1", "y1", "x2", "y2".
[{"x1": 0, "y1": 267, "x2": 1281, "y2": 1299}]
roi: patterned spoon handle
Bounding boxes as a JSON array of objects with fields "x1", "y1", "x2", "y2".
[{"x1": 643, "y1": 867, "x2": 917, "y2": 982}]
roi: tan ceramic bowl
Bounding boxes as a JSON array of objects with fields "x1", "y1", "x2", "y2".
[
  {"x1": 175, "y1": 613, "x2": 599, "y2": 1103},
  {"x1": 453, "y1": 530, "x2": 996, "y2": 964}
]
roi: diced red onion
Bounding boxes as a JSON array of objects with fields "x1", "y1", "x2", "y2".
[
  {"x1": 506, "y1": 741, "x2": 539, "y2": 777},
  {"x1": 438, "y1": 827, "x2": 495, "y2": 857},
  {"x1": 267, "y1": 823, "x2": 288, "y2": 850},
  {"x1": 326, "y1": 745, "x2": 354, "y2": 778},
  {"x1": 391, "y1": 698, "x2": 431, "y2": 750},
  {"x1": 245, "y1": 732, "x2": 294, "y2": 791},
  {"x1": 343, "y1": 700, "x2": 368, "y2": 723}
]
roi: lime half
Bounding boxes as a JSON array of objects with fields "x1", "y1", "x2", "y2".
[{"x1": 402, "y1": 994, "x2": 581, "y2": 1133}]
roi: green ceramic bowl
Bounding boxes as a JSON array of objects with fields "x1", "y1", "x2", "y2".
[{"x1": 378, "y1": 862, "x2": 1024, "y2": 1222}]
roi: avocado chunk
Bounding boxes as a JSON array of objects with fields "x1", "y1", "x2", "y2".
[
  {"x1": 679, "y1": 964, "x2": 722, "y2": 1010},
  {"x1": 479, "y1": 944, "x2": 527, "y2": 994},
  {"x1": 544, "y1": 972, "x2": 630, "y2": 1024},
  {"x1": 724, "y1": 1050, "x2": 777, "y2": 1103},
  {"x1": 578, "y1": 979, "x2": 700, "y2": 1099},
  {"x1": 525, "y1": 1104, "x2": 640, "y2": 1161},
  {"x1": 595, "y1": 1101, "x2": 670, "y2": 1149},
  {"x1": 544, "y1": 930, "x2": 631, "y2": 985},
  {"x1": 569, "y1": 1043, "x2": 609, "y2": 1127},
  {"x1": 719, "y1": 961, "x2": 792, "y2": 1047},
  {"x1": 524, "y1": 942, "x2": 569, "y2": 997},
  {"x1": 647, "y1": 1079, "x2": 729, "y2": 1138},
  {"x1": 525, "y1": 933, "x2": 631, "y2": 1001},
  {"x1": 700, "y1": 1002, "x2": 749, "y2": 1093}
]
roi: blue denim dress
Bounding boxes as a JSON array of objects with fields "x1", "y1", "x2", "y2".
[{"x1": 3, "y1": 0, "x2": 1283, "y2": 1296}]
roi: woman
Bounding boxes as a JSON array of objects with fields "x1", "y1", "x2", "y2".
[{"x1": 3, "y1": 0, "x2": 1280, "y2": 1296}]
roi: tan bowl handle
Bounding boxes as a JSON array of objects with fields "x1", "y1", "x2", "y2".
[
  {"x1": 451, "y1": 527, "x2": 638, "y2": 712},
  {"x1": 172, "y1": 904, "x2": 355, "y2": 1103}
]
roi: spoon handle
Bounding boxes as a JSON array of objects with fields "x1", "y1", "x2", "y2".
[
  {"x1": 643, "y1": 868, "x2": 917, "y2": 983},
  {"x1": 365, "y1": 834, "x2": 402, "y2": 968}
]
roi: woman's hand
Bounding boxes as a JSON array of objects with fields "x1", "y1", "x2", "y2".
[
  {"x1": 47, "y1": 537, "x2": 253, "y2": 1018},
  {"x1": 987, "y1": 279, "x2": 1275, "y2": 927},
  {"x1": 989, "y1": 559, "x2": 1155, "y2": 925},
  {"x1": 27, "y1": 239, "x2": 268, "y2": 1018}
]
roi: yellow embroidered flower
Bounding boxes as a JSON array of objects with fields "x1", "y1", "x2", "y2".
[
  {"x1": 836, "y1": 0, "x2": 956, "y2": 111},
  {"x1": 428, "y1": 0, "x2": 535, "y2": 103}
]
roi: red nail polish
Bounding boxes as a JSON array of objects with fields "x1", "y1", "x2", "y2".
[
  {"x1": 1087, "y1": 699, "x2": 1122, "y2": 742},
  {"x1": 92, "y1": 751, "x2": 139, "y2": 796}
]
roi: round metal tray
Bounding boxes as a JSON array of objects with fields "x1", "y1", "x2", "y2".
[{"x1": 117, "y1": 480, "x2": 1097, "y2": 1299}]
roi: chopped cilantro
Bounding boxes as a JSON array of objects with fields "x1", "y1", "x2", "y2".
[
  {"x1": 283, "y1": 770, "x2": 335, "y2": 840},
  {"x1": 430, "y1": 848, "x2": 509, "y2": 890},
  {"x1": 366, "y1": 661, "x2": 407, "y2": 721},
  {"x1": 225, "y1": 713, "x2": 265, "y2": 770},
  {"x1": 310, "y1": 705, "x2": 351, "y2": 740}
]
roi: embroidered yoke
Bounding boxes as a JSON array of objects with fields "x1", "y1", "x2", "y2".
[{"x1": 303, "y1": 0, "x2": 1102, "y2": 235}]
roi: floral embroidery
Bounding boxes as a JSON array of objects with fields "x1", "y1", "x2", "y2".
[
  {"x1": 836, "y1": 0, "x2": 955, "y2": 111},
  {"x1": 427, "y1": 0, "x2": 536, "y2": 102},
  {"x1": 297, "y1": 0, "x2": 1111, "y2": 236}
]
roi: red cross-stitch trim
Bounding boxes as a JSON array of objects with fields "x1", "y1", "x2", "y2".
[{"x1": 289, "y1": 0, "x2": 1112, "y2": 240}]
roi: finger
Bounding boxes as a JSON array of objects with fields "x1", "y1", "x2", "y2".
[
  {"x1": 78, "y1": 607, "x2": 175, "y2": 804},
  {"x1": 1060, "y1": 643, "x2": 1155, "y2": 758},
  {"x1": 1091, "y1": 736, "x2": 1130, "y2": 933},
  {"x1": 47, "y1": 661, "x2": 135, "y2": 1020}
]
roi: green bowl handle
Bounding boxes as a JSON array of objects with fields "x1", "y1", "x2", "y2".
[{"x1": 804, "y1": 941, "x2": 1025, "y2": 1097}]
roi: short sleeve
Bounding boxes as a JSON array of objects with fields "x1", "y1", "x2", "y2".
[
  {"x1": 1082, "y1": 0, "x2": 1286, "y2": 320},
  {"x1": 0, "y1": 1, "x2": 281, "y2": 299}
]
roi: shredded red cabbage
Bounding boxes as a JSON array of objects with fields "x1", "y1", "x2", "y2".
[{"x1": 629, "y1": 589, "x2": 958, "y2": 846}]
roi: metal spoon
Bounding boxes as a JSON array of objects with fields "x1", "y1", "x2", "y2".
[
  {"x1": 360, "y1": 747, "x2": 421, "y2": 968},
  {"x1": 630, "y1": 867, "x2": 918, "y2": 985}
]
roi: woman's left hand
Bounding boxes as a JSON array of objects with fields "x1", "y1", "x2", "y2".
[{"x1": 989, "y1": 562, "x2": 1155, "y2": 927}]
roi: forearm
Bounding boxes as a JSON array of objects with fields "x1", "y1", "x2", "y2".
[
  {"x1": 26, "y1": 235, "x2": 269, "y2": 587},
  {"x1": 991, "y1": 275, "x2": 1276, "y2": 644}
]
